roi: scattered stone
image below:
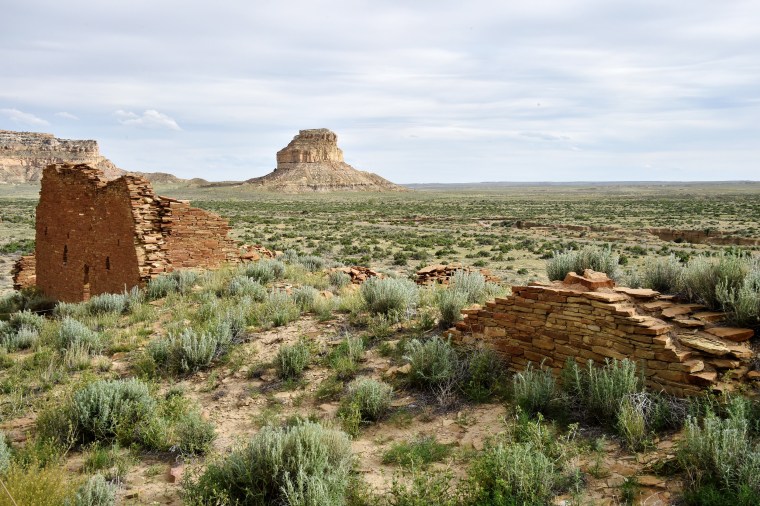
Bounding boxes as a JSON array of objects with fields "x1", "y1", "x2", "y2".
[{"x1": 415, "y1": 262, "x2": 500, "y2": 285}]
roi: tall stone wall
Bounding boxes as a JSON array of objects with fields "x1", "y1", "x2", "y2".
[
  {"x1": 447, "y1": 271, "x2": 755, "y2": 396},
  {"x1": 35, "y1": 165, "x2": 142, "y2": 302},
  {"x1": 16, "y1": 163, "x2": 240, "y2": 301}
]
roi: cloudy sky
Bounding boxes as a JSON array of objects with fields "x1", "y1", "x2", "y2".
[{"x1": 1, "y1": 1, "x2": 758, "y2": 183}]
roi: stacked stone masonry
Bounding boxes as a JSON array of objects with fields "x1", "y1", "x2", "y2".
[
  {"x1": 15, "y1": 163, "x2": 239, "y2": 302},
  {"x1": 447, "y1": 271, "x2": 756, "y2": 396}
]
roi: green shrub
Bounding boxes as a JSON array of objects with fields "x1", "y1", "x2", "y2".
[
  {"x1": 69, "y1": 378, "x2": 156, "y2": 444},
  {"x1": 329, "y1": 270, "x2": 351, "y2": 288},
  {"x1": 172, "y1": 329, "x2": 220, "y2": 372},
  {"x1": 382, "y1": 435, "x2": 452, "y2": 467},
  {"x1": 174, "y1": 411, "x2": 217, "y2": 456},
  {"x1": 292, "y1": 286, "x2": 319, "y2": 312},
  {"x1": 383, "y1": 468, "x2": 459, "y2": 506},
  {"x1": 0, "y1": 431, "x2": 10, "y2": 473},
  {"x1": 73, "y1": 474, "x2": 117, "y2": 506},
  {"x1": 437, "y1": 289, "x2": 467, "y2": 328},
  {"x1": 546, "y1": 245, "x2": 620, "y2": 281},
  {"x1": 0, "y1": 324, "x2": 39, "y2": 351},
  {"x1": 146, "y1": 274, "x2": 179, "y2": 299},
  {"x1": 682, "y1": 254, "x2": 748, "y2": 310},
  {"x1": 513, "y1": 363, "x2": 559, "y2": 416},
  {"x1": 85, "y1": 293, "x2": 127, "y2": 315},
  {"x1": 405, "y1": 336, "x2": 459, "y2": 388},
  {"x1": 560, "y1": 358, "x2": 642, "y2": 426},
  {"x1": 641, "y1": 254, "x2": 684, "y2": 293},
  {"x1": 462, "y1": 348, "x2": 507, "y2": 402},
  {"x1": 616, "y1": 394, "x2": 649, "y2": 451},
  {"x1": 262, "y1": 290, "x2": 300, "y2": 327},
  {"x1": 244, "y1": 260, "x2": 285, "y2": 284},
  {"x1": 329, "y1": 335, "x2": 365, "y2": 379},
  {"x1": 276, "y1": 339, "x2": 311, "y2": 379},
  {"x1": 0, "y1": 463, "x2": 79, "y2": 506},
  {"x1": 342, "y1": 378, "x2": 393, "y2": 422},
  {"x1": 182, "y1": 422, "x2": 352, "y2": 506},
  {"x1": 298, "y1": 255, "x2": 325, "y2": 272},
  {"x1": 57, "y1": 317, "x2": 101, "y2": 352},
  {"x1": 717, "y1": 265, "x2": 760, "y2": 327},
  {"x1": 8, "y1": 309, "x2": 46, "y2": 333},
  {"x1": 450, "y1": 270, "x2": 487, "y2": 303},
  {"x1": 678, "y1": 408, "x2": 760, "y2": 498},
  {"x1": 467, "y1": 415, "x2": 579, "y2": 506},
  {"x1": 360, "y1": 277, "x2": 419, "y2": 316},
  {"x1": 226, "y1": 276, "x2": 267, "y2": 299}
]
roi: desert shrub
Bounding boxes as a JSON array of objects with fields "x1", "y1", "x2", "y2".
[
  {"x1": 383, "y1": 468, "x2": 459, "y2": 506},
  {"x1": 57, "y1": 317, "x2": 101, "y2": 352},
  {"x1": 360, "y1": 277, "x2": 419, "y2": 316},
  {"x1": 8, "y1": 309, "x2": 46, "y2": 333},
  {"x1": 329, "y1": 335, "x2": 365, "y2": 379},
  {"x1": 437, "y1": 289, "x2": 467, "y2": 328},
  {"x1": 342, "y1": 378, "x2": 393, "y2": 422},
  {"x1": 546, "y1": 245, "x2": 620, "y2": 281},
  {"x1": 68, "y1": 378, "x2": 156, "y2": 444},
  {"x1": 261, "y1": 290, "x2": 300, "y2": 327},
  {"x1": 329, "y1": 270, "x2": 351, "y2": 288},
  {"x1": 640, "y1": 254, "x2": 684, "y2": 293},
  {"x1": 560, "y1": 358, "x2": 642, "y2": 426},
  {"x1": 0, "y1": 432, "x2": 10, "y2": 473},
  {"x1": 450, "y1": 270, "x2": 487, "y2": 303},
  {"x1": 85, "y1": 293, "x2": 127, "y2": 315},
  {"x1": 276, "y1": 339, "x2": 311, "y2": 379},
  {"x1": 226, "y1": 275, "x2": 267, "y2": 299},
  {"x1": 182, "y1": 422, "x2": 352, "y2": 506},
  {"x1": 174, "y1": 411, "x2": 217, "y2": 456},
  {"x1": 172, "y1": 329, "x2": 219, "y2": 372},
  {"x1": 717, "y1": 264, "x2": 760, "y2": 327},
  {"x1": 0, "y1": 324, "x2": 39, "y2": 352},
  {"x1": 73, "y1": 474, "x2": 117, "y2": 506},
  {"x1": 616, "y1": 395, "x2": 649, "y2": 451},
  {"x1": 682, "y1": 254, "x2": 748, "y2": 310},
  {"x1": 298, "y1": 255, "x2": 325, "y2": 272},
  {"x1": 462, "y1": 347, "x2": 507, "y2": 402},
  {"x1": 146, "y1": 273, "x2": 179, "y2": 299},
  {"x1": 0, "y1": 463, "x2": 79, "y2": 506},
  {"x1": 466, "y1": 415, "x2": 579, "y2": 506},
  {"x1": 292, "y1": 285, "x2": 319, "y2": 312},
  {"x1": 382, "y1": 435, "x2": 452, "y2": 467},
  {"x1": 244, "y1": 259, "x2": 285, "y2": 284},
  {"x1": 678, "y1": 406, "x2": 760, "y2": 500},
  {"x1": 513, "y1": 363, "x2": 560, "y2": 417},
  {"x1": 405, "y1": 336, "x2": 459, "y2": 388}
]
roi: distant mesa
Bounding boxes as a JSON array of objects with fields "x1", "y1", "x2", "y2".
[
  {"x1": 240, "y1": 128, "x2": 406, "y2": 193},
  {"x1": 0, "y1": 130, "x2": 125, "y2": 183}
]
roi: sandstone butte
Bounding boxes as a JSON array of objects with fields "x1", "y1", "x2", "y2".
[
  {"x1": 242, "y1": 128, "x2": 407, "y2": 193},
  {"x1": 0, "y1": 130, "x2": 125, "y2": 183}
]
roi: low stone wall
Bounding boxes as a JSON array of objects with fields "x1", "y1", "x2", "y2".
[{"x1": 447, "y1": 272, "x2": 755, "y2": 396}]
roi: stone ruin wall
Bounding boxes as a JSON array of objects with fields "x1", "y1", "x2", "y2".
[
  {"x1": 14, "y1": 163, "x2": 239, "y2": 301},
  {"x1": 447, "y1": 272, "x2": 756, "y2": 396},
  {"x1": 35, "y1": 165, "x2": 143, "y2": 302}
]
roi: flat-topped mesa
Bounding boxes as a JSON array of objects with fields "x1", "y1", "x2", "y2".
[
  {"x1": 245, "y1": 128, "x2": 407, "y2": 193},
  {"x1": 0, "y1": 130, "x2": 125, "y2": 183},
  {"x1": 276, "y1": 128, "x2": 344, "y2": 166}
]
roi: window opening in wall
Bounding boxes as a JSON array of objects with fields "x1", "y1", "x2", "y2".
[
  {"x1": 63, "y1": 245, "x2": 68, "y2": 265},
  {"x1": 44, "y1": 226, "x2": 48, "y2": 236},
  {"x1": 83, "y1": 264, "x2": 91, "y2": 301},
  {"x1": 106, "y1": 256, "x2": 111, "y2": 270}
]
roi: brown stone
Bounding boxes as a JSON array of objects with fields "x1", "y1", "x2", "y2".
[
  {"x1": 613, "y1": 287, "x2": 660, "y2": 299},
  {"x1": 563, "y1": 270, "x2": 615, "y2": 290},
  {"x1": 678, "y1": 335, "x2": 730, "y2": 356},
  {"x1": 705, "y1": 327, "x2": 755, "y2": 343}
]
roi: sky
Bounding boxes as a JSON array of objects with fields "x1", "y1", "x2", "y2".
[{"x1": 1, "y1": 0, "x2": 759, "y2": 183}]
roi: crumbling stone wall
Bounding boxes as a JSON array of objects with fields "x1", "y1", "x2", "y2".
[
  {"x1": 19, "y1": 163, "x2": 239, "y2": 302},
  {"x1": 448, "y1": 271, "x2": 755, "y2": 396},
  {"x1": 158, "y1": 198, "x2": 238, "y2": 269}
]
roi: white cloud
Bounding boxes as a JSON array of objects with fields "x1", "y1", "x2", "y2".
[
  {"x1": 0, "y1": 108, "x2": 49, "y2": 127},
  {"x1": 115, "y1": 109, "x2": 181, "y2": 131},
  {"x1": 55, "y1": 111, "x2": 78, "y2": 120}
]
